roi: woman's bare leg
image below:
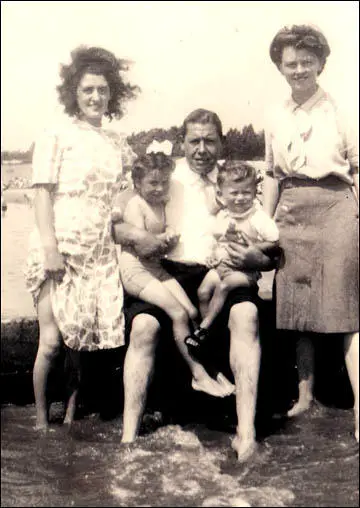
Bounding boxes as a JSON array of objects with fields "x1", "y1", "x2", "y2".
[
  {"x1": 33, "y1": 279, "x2": 62, "y2": 429},
  {"x1": 287, "y1": 335, "x2": 314, "y2": 417},
  {"x1": 63, "y1": 348, "x2": 81, "y2": 425},
  {"x1": 344, "y1": 332, "x2": 359, "y2": 442}
]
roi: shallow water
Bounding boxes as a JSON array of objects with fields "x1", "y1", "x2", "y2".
[
  {"x1": 1, "y1": 203, "x2": 36, "y2": 319},
  {"x1": 1, "y1": 403, "x2": 358, "y2": 507}
]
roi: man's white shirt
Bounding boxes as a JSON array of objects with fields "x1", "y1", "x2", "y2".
[{"x1": 165, "y1": 158, "x2": 217, "y2": 265}]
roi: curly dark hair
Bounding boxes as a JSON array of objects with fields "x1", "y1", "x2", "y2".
[
  {"x1": 131, "y1": 152, "x2": 175, "y2": 184},
  {"x1": 57, "y1": 46, "x2": 140, "y2": 120},
  {"x1": 270, "y1": 24, "x2": 331, "y2": 75},
  {"x1": 217, "y1": 159, "x2": 257, "y2": 190}
]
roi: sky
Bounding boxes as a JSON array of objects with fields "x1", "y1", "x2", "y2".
[{"x1": 1, "y1": 0, "x2": 358, "y2": 151}]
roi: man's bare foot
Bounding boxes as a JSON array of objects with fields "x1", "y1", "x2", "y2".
[
  {"x1": 192, "y1": 374, "x2": 232, "y2": 397},
  {"x1": 287, "y1": 397, "x2": 313, "y2": 418},
  {"x1": 121, "y1": 434, "x2": 136, "y2": 445},
  {"x1": 216, "y1": 373, "x2": 235, "y2": 395},
  {"x1": 231, "y1": 435, "x2": 257, "y2": 462}
]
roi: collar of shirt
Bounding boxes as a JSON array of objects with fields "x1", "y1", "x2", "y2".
[
  {"x1": 286, "y1": 86, "x2": 326, "y2": 113},
  {"x1": 174, "y1": 158, "x2": 219, "y2": 187}
]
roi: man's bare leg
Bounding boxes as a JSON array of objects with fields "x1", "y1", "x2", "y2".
[
  {"x1": 287, "y1": 335, "x2": 314, "y2": 417},
  {"x1": 344, "y1": 332, "x2": 359, "y2": 442},
  {"x1": 121, "y1": 314, "x2": 161, "y2": 443},
  {"x1": 139, "y1": 281, "x2": 234, "y2": 398},
  {"x1": 228, "y1": 302, "x2": 260, "y2": 462}
]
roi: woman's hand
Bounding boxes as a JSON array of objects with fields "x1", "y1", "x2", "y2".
[{"x1": 43, "y1": 246, "x2": 66, "y2": 282}]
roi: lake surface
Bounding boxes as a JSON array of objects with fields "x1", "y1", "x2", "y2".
[{"x1": 1, "y1": 202, "x2": 36, "y2": 319}]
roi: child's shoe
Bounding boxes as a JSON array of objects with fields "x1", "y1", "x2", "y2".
[{"x1": 185, "y1": 327, "x2": 209, "y2": 356}]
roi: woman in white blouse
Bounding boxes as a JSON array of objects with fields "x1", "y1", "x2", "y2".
[
  {"x1": 25, "y1": 46, "x2": 138, "y2": 430},
  {"x1": 262, "y1": 25, "x2": 359, "y2": 441}
]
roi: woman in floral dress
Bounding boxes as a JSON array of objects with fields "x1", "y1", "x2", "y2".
[{"x1": 25, "y1": 46, "x2": 138, "y2": 429}]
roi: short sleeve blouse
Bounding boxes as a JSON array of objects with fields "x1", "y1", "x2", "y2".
[{"x1": 31, "y1": 119, "x2": 136, "y2": 192}]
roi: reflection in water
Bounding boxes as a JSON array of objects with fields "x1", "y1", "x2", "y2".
[{"x1": 1, "y1": 403, "x2": 358, "y2": 507}]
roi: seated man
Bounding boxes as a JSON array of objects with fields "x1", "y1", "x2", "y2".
[{"x1": 112, "y1": 108, "x2": 278, "y2": 461}]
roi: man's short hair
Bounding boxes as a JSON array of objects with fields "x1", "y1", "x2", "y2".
[{"x1": 181, "y1": 108, "x2": 223, "y2": 140}]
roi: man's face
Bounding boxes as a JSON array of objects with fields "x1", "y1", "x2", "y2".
[{"x1": 182, "y1": 122, "x2": 222, "y2": 175}]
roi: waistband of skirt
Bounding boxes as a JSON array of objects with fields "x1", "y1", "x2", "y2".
[{"x1": 280, "y1": 175, "x2": 351, "y2": 191}]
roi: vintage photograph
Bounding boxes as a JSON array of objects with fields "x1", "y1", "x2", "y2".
[{"x1": 1, "y1": 1, "x2": 358, "y2": 506}]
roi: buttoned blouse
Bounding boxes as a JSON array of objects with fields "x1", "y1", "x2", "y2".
[{"x1": 265, "y1": 87, "x2": 358, "y2": 184}]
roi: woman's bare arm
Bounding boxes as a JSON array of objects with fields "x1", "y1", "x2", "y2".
[{"x1": 34, "y1": 184, "x2": 65, "y2": 281}]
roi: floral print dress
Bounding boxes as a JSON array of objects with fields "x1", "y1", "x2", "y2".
[{"x1": 25, "y1": 118, "x2": 136, "y2": 351}]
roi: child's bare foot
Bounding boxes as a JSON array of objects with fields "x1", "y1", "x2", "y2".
[
  {"x1": 231, "y1": 435, "x2": 258, "y2": 462},
  {"x1": 216, "y1": 372, "x2": 235, "y2": 395},
  {"x1": 192, "y1": 373, "x2": 232, "y2": 398},
  {"x1": 287, "y1": 397, "x2": 313, "y2": 418}
]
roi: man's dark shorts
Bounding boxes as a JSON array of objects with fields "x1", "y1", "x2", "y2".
[{"x1": 124, "y1": 259, "x2": 261, "y2": 345}]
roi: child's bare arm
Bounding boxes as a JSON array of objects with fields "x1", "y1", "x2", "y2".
[{"x1": 116, "y1": 199, "x2": 169, "y2": 258}]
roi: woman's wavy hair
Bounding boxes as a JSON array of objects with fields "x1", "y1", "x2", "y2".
[
  {"x1": 131, "y1": 152, "x2": 175, "y2": 185},
  {"x1": 270, "y1": 24, "x2": 331, "y2": 74},
  {"x1": 57, "y1": 46, "x2": 140, "y2": 120}
]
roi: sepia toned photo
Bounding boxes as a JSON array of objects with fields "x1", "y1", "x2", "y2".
[{"x1": 1, "y1": 1, "x2": 358, "y2": 506}]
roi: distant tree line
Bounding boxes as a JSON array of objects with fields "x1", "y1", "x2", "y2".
[
  {"x1": 127, "y1": 124, "x2": 265, "y2": 160},
  {"x1": 1, "y1": 124, "x2": 265, "y2": 162},
  {"x1": 1, "y1": 143, "x2": 35, "y2": 163}
]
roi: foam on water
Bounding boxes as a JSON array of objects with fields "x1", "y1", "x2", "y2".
[{"x1": 1, "y1": 394, "x2": 359, "y2": 507}]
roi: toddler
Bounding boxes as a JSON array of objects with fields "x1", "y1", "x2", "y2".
[{"x1": 185, "y1": 160, "x2": 279, "y2": 353}]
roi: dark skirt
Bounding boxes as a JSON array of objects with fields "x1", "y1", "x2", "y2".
[{"x1": 274, "y1": 176, "x2": 359, "y2": 333}]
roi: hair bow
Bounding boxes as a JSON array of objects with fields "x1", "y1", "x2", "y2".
[{"x1": 146, "y1": 140, "x2": 173, "y2": 156}]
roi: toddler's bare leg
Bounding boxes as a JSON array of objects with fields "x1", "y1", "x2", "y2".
[
  {"x1": 162, "y1": 277, "x2": 198, "y2": 320},
  {"x1": 197, "y1": 269, "x2": 220, "y2": 320},
  {"x1": 200, "y1": 271, "x2": 252, "y2": 330}
]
